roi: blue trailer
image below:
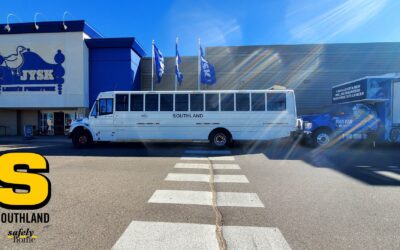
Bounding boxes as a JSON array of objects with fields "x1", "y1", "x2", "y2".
[{"x1": 302, "y1": 74, "x2": 400, "y2": 147}]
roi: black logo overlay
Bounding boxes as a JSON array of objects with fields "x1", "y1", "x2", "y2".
[
  {"x1": 0, "y1": 153, "x2": 52, "y2": 244},
  {"x1": 7, "y1": 228, "x2": 38, "y2": 243}
]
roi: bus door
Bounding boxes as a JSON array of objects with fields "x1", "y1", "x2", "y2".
[{"x1": 93, "y1": 98, "x2": 115, "y2": 141}]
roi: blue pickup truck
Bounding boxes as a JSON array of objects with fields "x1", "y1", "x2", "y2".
[{"x1": 301, "y1": 75, "x2": 400, "y2": 147}]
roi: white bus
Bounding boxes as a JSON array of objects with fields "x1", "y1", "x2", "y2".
[{"x1": 69, "y1": 89, "x2": 298, "y2": 148}]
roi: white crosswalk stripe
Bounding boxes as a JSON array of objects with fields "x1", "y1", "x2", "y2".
[
  {"x1": 112, "y1": 221, "x2": 291, "y2": 250},
  {"x1": 375, "y1": 171, "x2": 400, "y2": 181},
  {"x1": 174, "y1": 163, "x2": 241, "y2": 170},
  {"x1": 148, "y1": 190, "x2": 264, "y2": 207},
  {"x1": 180, "y1": 156, "x2": 235, "y2": 161},
  {"x1": 165, "y1": 173, "x2": 249, "y2": 183},
  {"x1": 184, "y1": 149, "x2": 232, "y2": 155}
]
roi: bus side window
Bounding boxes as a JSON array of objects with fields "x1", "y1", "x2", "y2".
[
  {"x1": 130, "y1": 94, "x2": 144, "y2": 111},
  {"x1": 251, "y1": 93, "x2": 265, "y2": 111},
  {"x1": 160, "y1": 94, "x2": 173, "y2": 111},
  {"x1": 175, "y1": 94, "x2": 188, "y2": 111},
  {"x1": 190, "y1": 94, "x2": 204, "y2": 111},
  {"x1": 236, "y1": 93, "x2": 250, "y2": 111},
  {"x1": 221, "y1": 93, "x2": 234, "y2": 111},
  {"x1": 99, "y1": 98, "x2": 113, "y2": 115},
  {"x1": 267, "y1": 93, "x2": 286, "y2": 111},
  {"x1": 145, "y1": 94, "x2": 159, "y2": 111},
  {"x1": 116, "y1": 94, "x2": 129, "y2": 111},
  {"x1": 205, "y1": 93, "x2": 219, "y2": 111}
]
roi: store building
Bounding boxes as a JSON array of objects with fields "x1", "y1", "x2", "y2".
[
  {"x1": 140, "y1": 43, "x2": 400, "y2": 114},
  {"x1": 0, "y1": 20, "x2": 145, "y2": 136},
  {"x1": 2, "y1": 20, "x2": 400, "y2": 136}
]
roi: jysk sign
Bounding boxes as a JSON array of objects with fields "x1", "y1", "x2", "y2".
[
  {"x1": 332, "y1": 79, "x2": 367, "y2": 104},
  {"x1": 0, "y1": 46, "x2": 65, "y2": 94}
]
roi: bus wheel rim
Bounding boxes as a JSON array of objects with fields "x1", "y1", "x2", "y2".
[
  {"x1": 214, "y1": 134, "x2": 227, "y2": 146},
  {"x1": 317, "y1": 133, "x2": 329, "y2": 145},
  {"x1": 79, "y1": 135, "x2": 87, "y2": 144}
]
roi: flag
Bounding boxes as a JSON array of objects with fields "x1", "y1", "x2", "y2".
[
  {"x1": 199, "y1": 46, "x2": 216, "y2": 84},
  {"x1": 175, "y1": 40, "x2": 183, "y2": 85},
  {"x1": 153, "y1": 43, "x2": 164, "y2": 83}
]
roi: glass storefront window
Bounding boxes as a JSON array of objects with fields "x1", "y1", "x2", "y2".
[
  {"x1": 64, "y1": 112, "x2": 76, "y2": 135},
  {"x1": 39, "y1": 111, "x2": 76, "y2": 136},
  {"x1": 39, "y1": 112, "x2": 54, "y2": 136}
]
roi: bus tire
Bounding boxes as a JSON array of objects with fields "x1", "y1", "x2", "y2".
[
  {"x1": 209, "y1": 129, "x2": 232, "y2": 148},
  {"x1": 312, "y1": 128, "x2": 332, "y2": 147},
  {"x1": 72, "y1": 128, "x2": 93, "y2": 148}
]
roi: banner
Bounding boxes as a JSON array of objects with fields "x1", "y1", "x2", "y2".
[
  {"x1": 199, "y1": 46, "x2": 216, "y2": 84},
  {"x1": 153, "y1": 44, "x2": 164, "y2": 83},
  {"x1": 175, "y1": 41, "x2": 183, "y2": 85}
]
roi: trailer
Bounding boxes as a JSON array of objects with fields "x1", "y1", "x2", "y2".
[{"x1": 301, "y1": 74, "x2": 400, "y2": 147}]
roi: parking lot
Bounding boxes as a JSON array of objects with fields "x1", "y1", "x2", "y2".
[{"x1": 0, "y1": 137, "x2": 399, "y2": 249}]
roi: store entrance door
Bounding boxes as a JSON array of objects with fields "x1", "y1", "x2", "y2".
[{"x1": 54, "y1": 112, "x2": 65, "y2": 135}]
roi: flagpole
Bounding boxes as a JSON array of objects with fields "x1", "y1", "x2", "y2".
[
  {"x1": 198, "y1": 38, "x2": 200, "y2": 91},
  {"x1": 151, "y1": 39, "x2": 154, "y2": 91},
  {"x1": 175, "y1": 37, "x2": 178, "y2": 91}
]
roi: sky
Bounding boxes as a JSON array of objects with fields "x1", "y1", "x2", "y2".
[{"x1": 1, "y1": 0, "x2": 400, "y2": 56}]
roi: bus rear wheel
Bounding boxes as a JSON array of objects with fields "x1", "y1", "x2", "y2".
[
  {"x1": 209, "y1": 129, "x2": 232, "y2": 148},
  {"x1": 72, "y1": 129, "x2": 93, "y2": 148}
]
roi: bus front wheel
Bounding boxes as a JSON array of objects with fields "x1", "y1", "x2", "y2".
[
  {"x1": 209, "y1": 129, "x2": 232, "y2": 148},
  {"x1": 72, "y1": 129, "x2": 93, "y2": 148}
]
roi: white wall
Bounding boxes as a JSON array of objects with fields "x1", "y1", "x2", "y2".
[{"x1": 0, "y1": 32, "x2": 89, "y2": 108}]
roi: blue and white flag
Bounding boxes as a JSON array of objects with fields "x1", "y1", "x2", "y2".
[
  {"x1": 199, "y1": 46, "x2": 216, "y2": 84},
  {"x1": 153, "y1": 43, "x2": 164, "y2": 83},
  {"x1": 175, "y1": 40, "x2": 183, "y2": 85}
]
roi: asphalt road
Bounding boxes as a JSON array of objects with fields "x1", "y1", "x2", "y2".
[{"x1": 0, "y1": 138, "x2": 399, "y2": 249}]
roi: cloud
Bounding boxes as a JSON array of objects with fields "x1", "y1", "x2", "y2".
[{"x1": 287, "y1": 0, "x2": 388, "y2": 42}]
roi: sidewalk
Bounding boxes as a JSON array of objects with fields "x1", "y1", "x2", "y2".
[{"x1": 0, "y1": 135, "x2": 69, "y2": 144}]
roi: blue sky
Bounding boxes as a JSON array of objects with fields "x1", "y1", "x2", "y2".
[{"x1": 1, "y1": 0, "x2": 400, "y2": 56}]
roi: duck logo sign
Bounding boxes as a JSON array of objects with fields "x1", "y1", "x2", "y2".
[{"x1": 0, "y1": 46, "x2": 65, "y2": 94}]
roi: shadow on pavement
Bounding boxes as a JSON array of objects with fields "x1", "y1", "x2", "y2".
[
  {"x1": 242, "y1": 138, "x2": 400, "y2": 187},
  {"x1": 1, "y1": 136, "x2": 400, "y2": 186}
]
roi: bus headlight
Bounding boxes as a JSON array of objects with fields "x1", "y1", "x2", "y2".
[{"x1": 304, "y1": 122, "x2": 312, "y2": 130}]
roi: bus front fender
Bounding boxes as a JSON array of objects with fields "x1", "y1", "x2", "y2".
[{"x1": 69, "y1": 122, "x2": 95, "y2": 140}]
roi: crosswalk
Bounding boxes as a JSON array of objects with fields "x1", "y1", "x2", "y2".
[
  {"x1": 165, "y1": 173, "x2": 249, "y2": 183},
  {"x1": 180, "y1": 156, "x2": 236, "y2": 161},
  {"x1": 112, "y1": 221, "x2": 291, "y2": 250},
  {"x1": 174, "y1": 163, "x2": 241, "y2": 170},
  {"x1": 112, "y1": 147, "x2": 291, "y2": 250}
]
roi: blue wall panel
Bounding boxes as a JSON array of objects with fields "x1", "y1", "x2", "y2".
[{"x1": 88, "y1": 47, "x2": 141, "y2": 106}]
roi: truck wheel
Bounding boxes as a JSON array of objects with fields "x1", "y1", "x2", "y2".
[
  {"x1": 72, "y1": 129, "x2": 93, "y2": 148},
  {"x1": 209, "y1": 129, "x2": 232, "y2": 148},
  {"x1": 312, "y1": 129, "x2": 331, "y2": 147},
  {"x1": 389, "y1": 128, "x2": 400, "y2": 143}
]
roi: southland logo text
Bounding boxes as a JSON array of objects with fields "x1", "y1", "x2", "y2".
[{"x1": 7, "y1": 228, "x2": 38, "y2": 243}]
